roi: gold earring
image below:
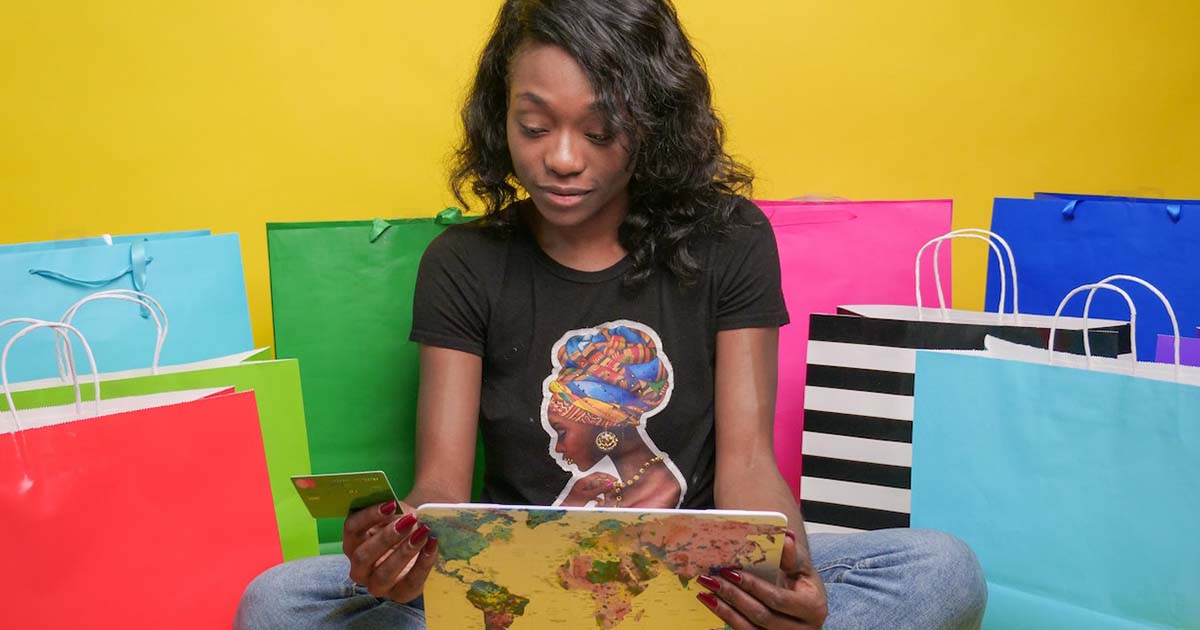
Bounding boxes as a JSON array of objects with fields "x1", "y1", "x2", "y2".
[{"x1": 595, "y1": 431, "x2": 619, "y2": 452}]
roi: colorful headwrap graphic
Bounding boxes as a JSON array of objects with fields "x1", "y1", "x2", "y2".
[{"x1": 548, "y1": 324, "x2": 671, "y2": 428}]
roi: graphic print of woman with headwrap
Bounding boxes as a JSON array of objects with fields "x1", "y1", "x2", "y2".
[{"x1": 541, "y1": 320, "x2": 687, "y2": 509}]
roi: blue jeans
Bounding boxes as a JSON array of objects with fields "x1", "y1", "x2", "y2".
[{"x1": 236, "y1": 528, "x2": 986, "y2": 629}]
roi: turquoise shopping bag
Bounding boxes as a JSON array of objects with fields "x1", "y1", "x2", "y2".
[
  {"x1": 0, "y1": 230, "x2": 210, "y2": 255},
  {"x1": 0, "y1": 233, "x2": 253, "y2": 381},
  {"x1": 910, "y1": 350, "x2": 1200, "y2": 629}
]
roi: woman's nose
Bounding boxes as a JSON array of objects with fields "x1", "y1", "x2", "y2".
[{"x1": 545, "y1": 131, "x2": 585, "y2": 177}]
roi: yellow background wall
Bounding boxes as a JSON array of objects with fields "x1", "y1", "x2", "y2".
[{"x1": 3, "y1": 1, "x2": 1198, "y2": 350}]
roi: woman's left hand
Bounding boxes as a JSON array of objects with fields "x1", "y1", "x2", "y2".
[{"x1": 696, "y1": 530, "x2": 829, "y2": 629}]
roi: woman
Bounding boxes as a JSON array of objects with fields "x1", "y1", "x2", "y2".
[{"x1": 238, "y1": 1, "x2": 986, "y2": 628}]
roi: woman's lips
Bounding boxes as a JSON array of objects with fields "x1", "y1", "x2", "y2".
[{"x1": 541, "y1": 187, "x2": 591, "y2": 208}]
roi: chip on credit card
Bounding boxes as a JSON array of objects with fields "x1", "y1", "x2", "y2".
[{"x1": 291, "y1": 471, "x2": 397, "y2": 519}]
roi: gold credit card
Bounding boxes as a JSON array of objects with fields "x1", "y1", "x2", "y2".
[{"x1": 291, "y1": 470, "x2": 397, "y2": 519}]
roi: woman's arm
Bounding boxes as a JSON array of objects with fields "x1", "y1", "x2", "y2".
[
  {"x1": 404, "y1": 344, "x2": 483, "y2": 509},
  {"x1": 341, "y1": 344, "x2": 482, "y2": 603},
  {"x1": 713, "y1": 327, "x2": 804, "y2": 537},
  {"x1": 708, "y1": 326, "x2": 828, "y2": 629}
]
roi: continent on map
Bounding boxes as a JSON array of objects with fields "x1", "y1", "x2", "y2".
[
  {"x1": 428, "y1": 512, "x2": 516, "y2": 564},
  {"x1": 526, "y1": 509, "x2": 569, "y2": 529},
  {"x1": 556, "y1": 516, "x2": 785, "y2": 629},
  {"x1": 466, "y1": 580, "x2": 530, "y2": 630}
]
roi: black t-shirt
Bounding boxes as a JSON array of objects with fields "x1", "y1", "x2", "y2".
[{"x1": 410, "y1": 197, "x2": 788, "y2": 510}]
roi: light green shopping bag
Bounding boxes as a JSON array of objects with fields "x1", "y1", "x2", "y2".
[
  {"x1": 1, "y1": 356, "x2": 318, "y2": 560},
  {"x1": 268, "y1": 209, "x2": 484, "y2": 553}
]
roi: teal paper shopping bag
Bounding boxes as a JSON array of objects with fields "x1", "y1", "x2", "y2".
[
  {"x1": 0, "y1": 229, "x2": 209, "y2": 255},
  {"x1": 910, "y1": 348, "x2": 1200, "y2": 629},
  {"x1": 0, "y1": 233, "x2": 253, "y2": 381}
]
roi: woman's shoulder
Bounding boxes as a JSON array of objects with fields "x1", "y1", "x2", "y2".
[
  {"x1": 700, "y1": 195, "x2": 773, "y2": 254},
  {"x1": 424, "y1": 210, "x2": 516, "y2": 267},
  {"x1": 725, "y1": 195, "x2": 770, "y2": 228}
]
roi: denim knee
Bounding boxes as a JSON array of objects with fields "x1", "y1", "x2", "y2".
[
  {"x1": 235, "y1": 556, "x2": 350, "y2": 629},
  {"x1": 236, "y1": 563, "x2": 297, "y2": 629},
  {"x1": 909, "y1": 529, "x2": 988, "y2": 625}
]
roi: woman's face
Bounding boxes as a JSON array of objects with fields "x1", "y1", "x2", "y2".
[
  {"x1": 506, "y1": 41, "x2": 633, "y2": 233},
  {"x1": 546, "y1": 404, "x2": 602, "y2": 471}
]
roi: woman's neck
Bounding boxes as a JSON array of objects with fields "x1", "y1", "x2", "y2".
[{"x1": 524, "y1": 201, "x2": 628, "y2": 272}]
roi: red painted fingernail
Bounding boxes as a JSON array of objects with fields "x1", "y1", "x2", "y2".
[
  {"x1": 696, "y1": 574, "x2": 720, "y2": 592},
  {"x1": 785, "y1": 530, "x2": 797, "y2": 542},
  {"x1": 409, "y1": 523, "x2": 431, "y2": 546},
  {"x1": 393, "y1": 513, "x2": 416, "y2": 534},
  {"x1": 697, "y1": 592, "x2": 719, "y2": 611},
  {"x1": 719, "y1": 568, "x2": 743, "y2": 584},
  {"x1": 423, "y1": 534, "x2": 438, "y2": 554},
  {"x1": 380, "y1": 501, "x2": 398, "y2": 516}
]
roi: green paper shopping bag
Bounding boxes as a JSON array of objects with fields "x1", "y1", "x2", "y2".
[{"x1": 268, "y1": 209, "x2": 485, "y2": 551}]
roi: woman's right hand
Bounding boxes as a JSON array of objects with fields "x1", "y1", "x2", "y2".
[{"x1": 342, "y1": 501, "x2": 439, "y2": 603}]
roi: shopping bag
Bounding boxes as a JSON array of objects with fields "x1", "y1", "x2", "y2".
[
  {"x1": 1, "y1": 289, "x2": 312, "y2": 556},
  {"x1": 0, "y1": 229, "x2": 209, "y2": 255},
  {"x1": 0, "y1": 231, "x2": 253, "y2": 381},
  {"x1": 5, "y1": 345, "x2": 269, "y2": 394},
  {"x1": 268, "y1": 208, "x2": 483, "y2": 550},
  {"x1": 986, "y1": 196, "x2": 1200, "y2": 357},
  {"x1": 2, "y1": 350, "x2": 316, "y2": 561},
  {"x1": 801, "y1": 230, "x2": 1129, "y2": 533},
  {"x1": 1, "y1": 322, "x2": 281, "y2": 629},
  {"x1": 1155, "y1": 333, "x2": 1200, "y2": 367},
  {"x1": 1034, "y1": 191, "x2": 1200, "y2": 203},
  {"x1": 910, "y1": 278, "x2": 1200, "y2": 629},
  {"x1": 758, "y1": 199, "x2": 953, "y2": 501}
]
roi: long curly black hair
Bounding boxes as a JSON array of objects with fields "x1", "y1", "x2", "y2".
[{"x1": 450, "y1": 0, "x2": 754, "y2": 288}]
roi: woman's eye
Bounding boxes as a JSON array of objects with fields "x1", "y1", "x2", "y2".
[
  {"x1": 586, "y1": 133, "x2": 614, "y2": 144},
  {"x1": 521, "y1": 125, "x2": 548, "y2": 137}
]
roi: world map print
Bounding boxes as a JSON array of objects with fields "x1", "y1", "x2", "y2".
[{"x1": 420, "y1": 505, "x2": 787, "y2": 629}]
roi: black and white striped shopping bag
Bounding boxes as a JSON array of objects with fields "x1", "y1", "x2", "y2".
[{"x1": 800, "y1": 308, "x2": 1129, "y2": 533}]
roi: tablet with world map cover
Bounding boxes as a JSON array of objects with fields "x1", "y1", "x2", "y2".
[{"x1": 416, "y1": 503, "x2": 788, "y2": 630}]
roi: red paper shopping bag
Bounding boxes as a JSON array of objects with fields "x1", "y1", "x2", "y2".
[{"x1": 0, "y1": 388, "x2": 282, "y2": 628}]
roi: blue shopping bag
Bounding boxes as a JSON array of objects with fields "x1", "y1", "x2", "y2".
[
  {"x1": 0, "y1": 230, "x2": 210, "y2": 255},
  {"x1": 0, "y1": 233, "x2": 253, "y2": 381},
  {"x1": 987, "y1": 197, "x2": 1200, "y2": 357},
  {"x1": 1034, "y1": 191, "x2": 1200, "y2": 204},
  {"x1": 910, "y1": 349, "x2": 1200, "y2": 629}
]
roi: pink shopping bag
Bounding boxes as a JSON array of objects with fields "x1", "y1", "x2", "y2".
[{"x1": 758, "y1": 199, "x2": 953, "y2": 500}]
